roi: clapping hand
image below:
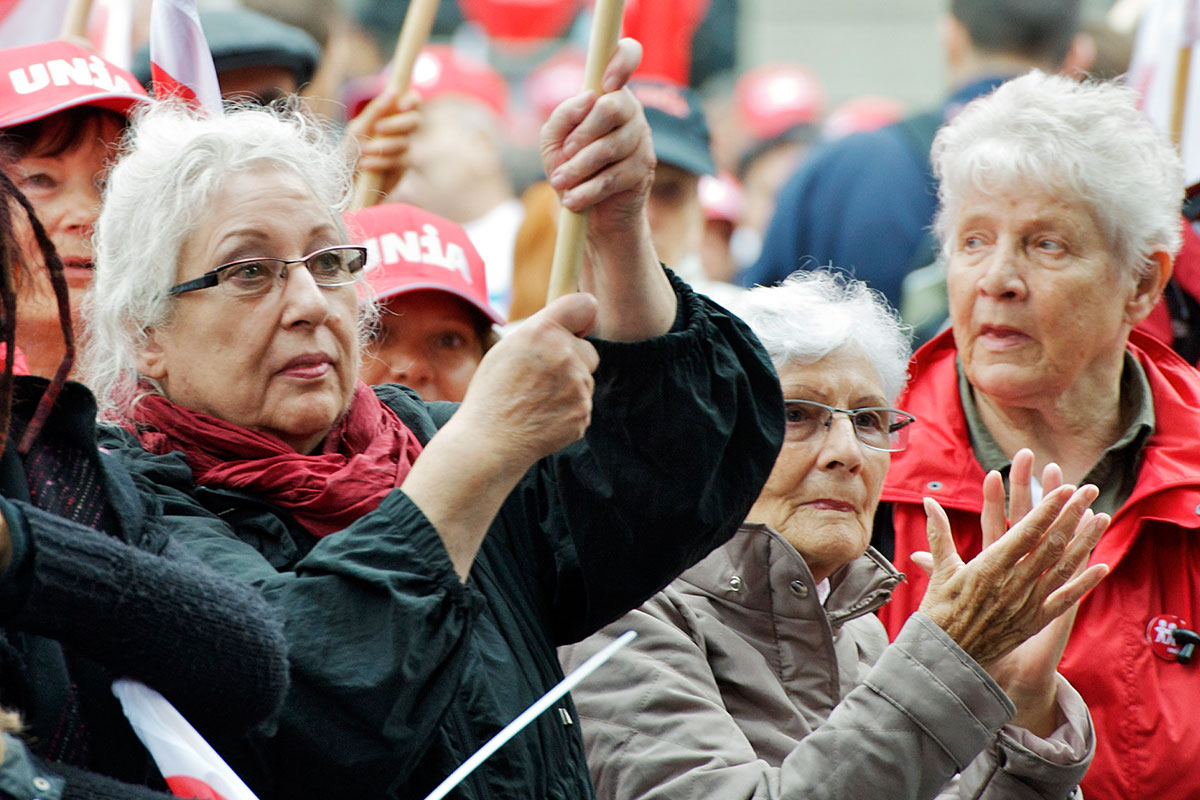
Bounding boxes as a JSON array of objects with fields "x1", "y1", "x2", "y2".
[{"x1": 914, "y1": 449, "x2": 1110, "y2": 736}]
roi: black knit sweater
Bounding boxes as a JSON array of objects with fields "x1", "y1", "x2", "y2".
[{"x1": 0, "y1": 378, "x2": 289, "y2": 799}]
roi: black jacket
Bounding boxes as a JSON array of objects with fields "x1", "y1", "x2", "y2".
[
  {"x1": 0, "y1": 377, "x2": 289, "y2": 800},
  {"x1": 100, "y1": 278, "x2": 785, "y2": 799}
]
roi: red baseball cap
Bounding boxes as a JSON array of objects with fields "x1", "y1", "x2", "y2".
[
  {"x1": 735, "y1": 63, "x2": 825, "y2": 142},
  {"x1": 346, "y1": 45, "x2": 510, "y2": 122},
  {"x1": 344, "y1": 203, "x2": 505, "y2": 326},
  {"x1": 699, "y1": 172, "x2": 744, "y2": 223},
  {"x1": 823, "y1": 95, "x2": 907, "y2": 140},
  {"x1": 0, "y1": 40, "x2": 148, "y2": 129}
]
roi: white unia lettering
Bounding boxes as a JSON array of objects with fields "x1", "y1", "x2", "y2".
[
  {"x1": 380, "y1": 231, "x2": 422, "y2": 265},
  {"x1": 48, "y1": 57, "x2": 92, "y2": 87},
  {"x1": 444, "y1": 243, "x2": 471, "y2": 283},
  {"x1": 9, "y1": 63, "x2": 49, "y2": 94},
  {"x1": 419, "y1": 223, "x2": 445, "y2": 267}
]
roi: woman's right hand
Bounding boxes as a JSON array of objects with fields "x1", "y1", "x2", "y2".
[
  {"x1": 914, "y1": 480, "x2": 1109, "y2": 668},
  {"x1": 454, "y1": 293, "x2": 600, "y2": 470},
  {"x1": 402, "y1": 294, "x2": 600, "y2": 580}
]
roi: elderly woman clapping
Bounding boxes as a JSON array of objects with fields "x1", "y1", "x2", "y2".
[
  {"x1": 83, "y1": 40, "x2": 784, "y2": 800},
  {"x1": 878, "y1": 72, "x2": 1200, "y2": 800},
  {"x1": 561, "y1": 270, "x2": 1105, "y2": 799}
]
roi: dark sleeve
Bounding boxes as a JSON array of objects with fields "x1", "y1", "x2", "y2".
[
  {"x1": 507, "y1": 271, "x2": 785, "y2": 644},
  {"x1": 41, "y1": 762, "x2": 177, "y2": 800},
  {"x1": 100, "y1": 426, "x2": 483, "y2": 795},
  {"x1": 0, "y1": 496, "x2": 288, "y2": 736}
]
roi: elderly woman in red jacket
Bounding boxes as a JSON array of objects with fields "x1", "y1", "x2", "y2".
[{"x1": 878, "y1": 72, "x2": 1196, "y2": 800}]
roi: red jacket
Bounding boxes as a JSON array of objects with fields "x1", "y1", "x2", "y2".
[{"x1": 880, "y1": 328, "x2": 1200, "y2": 800}]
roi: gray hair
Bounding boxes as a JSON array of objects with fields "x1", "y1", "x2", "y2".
[
  {"x1": 83, "y1": 100, "x2": 371, "y2": 419},
  {"x1": 933, "y1": 71, "x2": 1185, "y2": 282},
  {"x1": 732, "y1": 270, "x2": 912, "y2": 402}
]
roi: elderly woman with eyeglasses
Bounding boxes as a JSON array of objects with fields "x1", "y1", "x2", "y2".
[
  {"x1": 81, "y1": 41, "x2": 784, "y2": 800},
  {"x1": 561, "y1": 270, "x2": 1104, "y2": 800}
]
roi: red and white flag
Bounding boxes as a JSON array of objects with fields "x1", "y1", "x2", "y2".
[
  {"x1": 0, "y1": 0, "x2": 71, "y2": 49},
  {"x1": 1127, "y1": 0, "x2": 1200, "y2": 188},
  {"x1": 113, "y1": 679, "x2": 260, "y2": 800},
  {"x1": 148, "y1": 0, "x2": 221, "y2": 113}
]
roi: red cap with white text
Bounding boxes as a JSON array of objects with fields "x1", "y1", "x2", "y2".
[
  {"x1": 344, "y1": 203, "x2": 505, "y2": 326},
  {"x1": 0, "y1": 40, "x2": 148, "y2": 129}
]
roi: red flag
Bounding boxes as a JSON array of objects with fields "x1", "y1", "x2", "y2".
[{"x1": 148, "y1": 0, "x2": 221, "y2": 113}]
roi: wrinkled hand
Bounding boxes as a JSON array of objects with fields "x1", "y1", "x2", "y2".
[
  {"x1": 981, "y1": 451, "x2": 1101, "y2": 735},
  {"x1": 540, "y1": 38, "x2": 655, "y2": 239},
  {"x1": 915, "y1": 471, "x2": 1109, "y2": 676},
  {"x1": 346, "y1": 89, "x2": 422, "y2": 198},
  {"x1": 454, "y1": 293, "x2": 600, "y2": 470}
]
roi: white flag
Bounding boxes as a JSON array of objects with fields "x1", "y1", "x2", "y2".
[
  {"x1": 0, "y1": 0, "x2": 71, "y2": 49},
  {"x1": 1127, "y1": 0, "x2": 1200, "y2": 188},
  {"x1": 148, "y1": 0, "x2": 221, "y2": 113},
  {"x1": 113, "y1": 679, "x2": 260, "y2": 800}
]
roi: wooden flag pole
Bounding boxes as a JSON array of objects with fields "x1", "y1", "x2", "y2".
[
  {"x1": 545, "y1": 0, "x2": 625, "y2": 302},
  {"x1": 1171, "y1": 46, "x2": 1193, "y2": 149},
  {"x1": 61, "y1": 0, "x2": 94, "y2": 40},
  {"x1": 351, "y1": 0, "x2": 439, "y2": 210}
]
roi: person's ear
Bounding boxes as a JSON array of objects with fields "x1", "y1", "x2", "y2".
[
  {"x1": 135, "y1": 329, "x2": 168, "y2": 381},
  {"x1": 1059, "y1": 32, "x2": 1097, "y2": 78},
  {"x1": 1125, "y1": 251, "x2": 1173, "y2": 326},
  {"x1": 940, "y1": 15, "x2": 970, "y2": 70}
]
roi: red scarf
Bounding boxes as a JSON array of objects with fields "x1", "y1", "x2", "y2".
[{"x1": 131, "y1": 382, "x2": 423, "y2": 538}]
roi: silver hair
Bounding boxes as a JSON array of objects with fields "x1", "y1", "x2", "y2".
[
  {"x1": 731, "y1": 270, "x2": 912, "y2": 402},
  {"x1": 83, "y1": 99, "x2": 376, "y2": 419},
  {"x1": 933, "y1": 71, "x2": 1185, "y2": 281}
]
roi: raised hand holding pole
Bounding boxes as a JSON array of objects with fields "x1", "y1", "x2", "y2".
[
  {"x1": 351, "y1": 0, "x2": 438, "y2": 210},
  {"x1": 545, "y1": 0, "x2": 626, "y2": 301}
]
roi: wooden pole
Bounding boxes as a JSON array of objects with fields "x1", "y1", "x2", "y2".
[
  {"x1": 60, "y1": 0, "x2": 94, "y2": 40},
  {"x1": 545, "y1": 0, "x2": 625, "y2": 302},
  {"x1": 1171, "y1": 46, "x2": 1193, "y2": 149},
  {"x1": 351, "y1": 0, "x2": 439, "y2": 210}
]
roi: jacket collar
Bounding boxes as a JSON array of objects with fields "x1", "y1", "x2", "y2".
[
  {"x1": 883, "y1": 328, "x2": 1200, "y2": 568},
  {"x1": 676, "y1": 523, "x2": 902, "y2": 626}
]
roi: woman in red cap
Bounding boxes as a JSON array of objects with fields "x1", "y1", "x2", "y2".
[
  {"x1": 347, "y1": 203, "x2": 502, "y2": 402},
  {"x1": 0, "y1": 40, "x2": 148, "y2": 379}
]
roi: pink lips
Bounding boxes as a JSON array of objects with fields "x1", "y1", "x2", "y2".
[
  {"x1": 806, "y1": 499, "x2": 855, "y2": 513},
  {"x1": 278, "y1": 354, "x2": 333, "y2": 380},
  {"x1": 977, "y1": 324, "x2": 1030, "y2": 350}
]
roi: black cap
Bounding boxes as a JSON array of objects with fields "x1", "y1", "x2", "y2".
[
  {"x1": 133, "y1": 8, "x2": 322, "y2": 90},
  {"x1": 630, "y1": 80, "x2": 716, "y2": 177}
]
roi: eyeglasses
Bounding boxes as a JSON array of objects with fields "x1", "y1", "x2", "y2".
[
  {"x1": 782, "y1": 399, "x2": 917, "y2": 452},
  {"x1": 167, "y1": 245, "x2": 368, "y2": 299}
]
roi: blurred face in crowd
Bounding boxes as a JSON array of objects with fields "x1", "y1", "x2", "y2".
[
  {"x1": 3, "y1": 108, "x2": 124, "y2": 376},
  {"x1": 740, "y1": 141, "x2": 805, "y2": 235},
  {"x1": 745, "y1": 348, "x2": 891, "y2": 583},
  {"x1": 945, "y1": 185, "x2": 1159, "y2": 411},
  {"x1": 646, "y1": 163, "x2": 703, "y2": 268},
  {"x1": 391, "y1": 99, "x2": 503, "y2": 224},
  {"x1": 219, "y1": 65, "x2": 299, "y2": 105},
  {"x1": 361, "y1": 290, "x2": 487, "y2": 402},
  {"x1": 137, "y1": 167, "x2": 360, "y2": 453}
]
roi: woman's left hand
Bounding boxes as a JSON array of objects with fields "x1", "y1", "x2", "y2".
[
  {"x1": 539, "y1": 38, "x2": 675, "y2": 341},
  {"x1": 540, "y1": 38, "x2": 655, "y2": 233}
]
